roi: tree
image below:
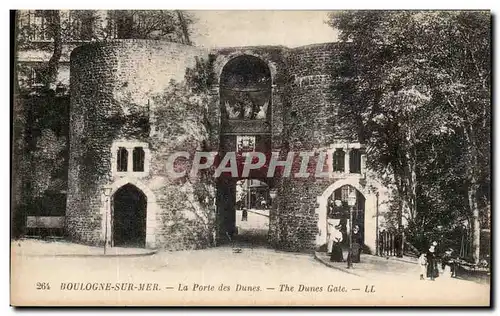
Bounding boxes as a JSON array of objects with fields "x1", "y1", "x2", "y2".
[
  {"x1": 43, "y1": 10, "x2": 62, "y2": 87},
  {"x1": 15, "y1": 10, "x2": 65, "y2": 89},
  {"x1": 419, "y1": 12, "x2": 490, "y2": 263},
  {"x1": 328, "y1": 11, "x2": 490, "y2": 262},
  {"x1": 110, "y1": 10, "x2": 194, "y2": 44}
]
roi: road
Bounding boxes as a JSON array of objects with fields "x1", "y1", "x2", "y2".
[{"x1": 11, "y1": 242, "x2": 489, "y2": 306}]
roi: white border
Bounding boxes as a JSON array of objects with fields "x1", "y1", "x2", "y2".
[{"x1": 4, "y1": 2, "x2": 498, "y2": 314}]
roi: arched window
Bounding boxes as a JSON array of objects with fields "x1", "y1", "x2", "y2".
[
  {"x1": 117, "y1": 147, "x2": 128, "y2": 172},
  {"x1": 332, "y1": 149, "x2": 345, "y2": 172},
  {"x1": 133, "y1": 147, "x2": 145, "y2": 172},
  {"x1": 220, "y1": 55, "x2": 272, "y2": 121}
]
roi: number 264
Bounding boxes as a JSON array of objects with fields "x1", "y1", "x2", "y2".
[{"x1": 36, "y1": 282, "x2": 50, "y2": 290}]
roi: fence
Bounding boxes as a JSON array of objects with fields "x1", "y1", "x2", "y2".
[{"x1": 377, "y1": 230, "x2": 404, "y2": 257}]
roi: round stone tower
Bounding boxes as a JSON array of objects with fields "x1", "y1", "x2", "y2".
[
  {"x1": 286, "y1": 42, "x2": 341, "y2": 150},
  {"x1": 66, "y1": 40, "x2": 209, "y2": 249},
  {"x1": 267, "y1": 43, "x2": 341, "y2": 251},
  {"x1": 274, "y1": 42, "x2": 380, "y2": 253}
]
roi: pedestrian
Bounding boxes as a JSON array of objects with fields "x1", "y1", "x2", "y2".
[
  {"x1": 242, "y1": 208, "x2": 248, "y2": 221},
  {"x1": 327, "y1": 219, "x2": 336, "y2": 254},
  {"x1": 351, "y1": 225, "x2": 362, "y2": 263},
  {"x1": 426, "y1": 242, "x2": 439, "y2": 280},
  {"x1": 441, "y1": 248, "x2": 454, "y2": 278},
  {"x1": 260, "y1": 198, "x2": 267, "y2": 209},
  {"x1": 418, "y1": 252, "x2": 428, "y2": 280},
  {"x1": 329, "y1": 223, "x2": 344, "y2": 262}
]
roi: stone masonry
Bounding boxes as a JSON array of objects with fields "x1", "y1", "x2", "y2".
[{"x1": 67, "y1": 39, "x2": 390, "y2": 252}]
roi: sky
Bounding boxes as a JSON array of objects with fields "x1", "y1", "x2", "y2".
[{"x1": 189, "y1": 11, "x2": 339, "y2": 48}]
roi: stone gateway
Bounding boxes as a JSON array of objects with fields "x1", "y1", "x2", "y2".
[{"x1": 66, "y1": 40, "x2": 389, "y2": 253}]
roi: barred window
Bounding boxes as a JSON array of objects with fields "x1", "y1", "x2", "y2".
[
  {"x1": 27, "y1": 67, "x2": 44, "y2": 87},
  {"x1": 113, "y1": 142, "x2": 149, "y2": 175},
  {"x1": 22, "y1": 10, "x2": 52, "y2": 41},
  {"x1": 341, "y1": 185, "x2": 351, "y2": 202}
]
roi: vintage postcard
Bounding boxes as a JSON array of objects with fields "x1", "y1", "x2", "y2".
[{"x1": 10, "y1": 10, "x2": 491, "y2": 306}]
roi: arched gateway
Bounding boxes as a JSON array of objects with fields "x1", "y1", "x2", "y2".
[
  {"x1": 112, "y1": 184, "x2": 147, "y2": 247},
  {"x1": 216, "y1": 54, "x2": 274, "y2": 245},
  {"x1": 102, "y1": 178, "x2": 158, "y2": 248},
  {"x1": 315, "y1": 178, "x2": 378, "y2": 254}
]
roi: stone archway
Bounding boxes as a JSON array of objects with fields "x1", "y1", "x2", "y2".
[
  {"x1": 216, "y1": 54, "x2": 274, "y2": 246},
  {"x1": 315, "y1": 178, "x2": 378, "y2": 254},
  {"x1": 215, "y1": 53, "x2": 277, "y2": 86},
  {"x1": 102, "y1": 177, "x2": 158, "y2": 248},
  {"x1": 112, "y1": 184, "x2": 147, "y2": 247},
  {"x1": 219, "y1": 55, "x2": 273, "y2": 123}
]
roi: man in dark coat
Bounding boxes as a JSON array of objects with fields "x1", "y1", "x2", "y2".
[
  {"x1": 351, "y1": 225, "x2": 363, "y2": 263},
  {"x1": 426, "y1": 242, "x2": 439, "y2": 280}
]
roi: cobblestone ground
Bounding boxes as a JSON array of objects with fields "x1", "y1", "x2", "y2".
[{"x1": 11, "y1": 240, "x2": 490, "y2": 306}]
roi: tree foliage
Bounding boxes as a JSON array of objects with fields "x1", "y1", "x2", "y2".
[
  {"x1": 328, "y1": 11, "x2": 490, "y2": 261},
  {"x1": 147, "y1": 58, "x2": 218, "y2": 248},
  {"x1": 111, "y1": 10, "x2": 194, "y2": 44},
  {"x1": 15, "y1": 10, "x2": 196, "y2": 90}
]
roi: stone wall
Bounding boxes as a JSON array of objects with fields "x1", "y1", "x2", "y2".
[
  {"x1": 286, "y1": 42, "x2": 343, "y2": 149},
  {"x1": 266, "y1": 43, "x2": 341, "y2": 252}
]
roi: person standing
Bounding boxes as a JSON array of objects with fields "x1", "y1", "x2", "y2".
[
  {"x1": 329, "y1": 224, "x2": 344, "y2": 262},
  {"x1": 351, "y1": 225, "x2": 363, "y2": 263},
  {"x1": 426, "y1": 242, "x2": 439, "y2": 280},
  {"x1": 327, "y1": 199, "x2": 345, "y2": 262},
  {"x1": 242, "y1": 207, "x2": 248, "y2": 221},
  {"x1": 260, "y1": 197, "x2": 267, "y2": 209},
  {"x1": 327, "y1": 219, "x2": 336, "y2": 254},
  {"x1": 418, "y1": 253, "x2": 428, "y2": 280},
  {"x1": 441, "y1": 248, "x2": 454, "y2": 278}
]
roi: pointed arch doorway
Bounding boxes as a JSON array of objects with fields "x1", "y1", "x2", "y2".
[
  {"x1": 112, "y1": 183, "x2": 147, "y2": 248},
  {"x1": 316, "y1": 179, "x2": 378, "y2": 254},
  {"x1": 327, "y1": 185, "x2": 366, "y2": 247}
]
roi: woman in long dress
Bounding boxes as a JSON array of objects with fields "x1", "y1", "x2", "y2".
[
  {"x1": 329, "y1": 225, "x2": 344, "y2": 262},
  {"x1": 426, "y1": 244, "x2": 439, "y2": 280}
]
